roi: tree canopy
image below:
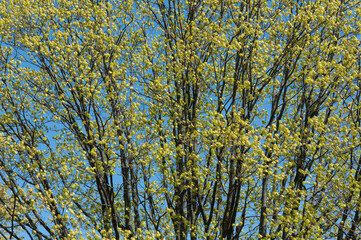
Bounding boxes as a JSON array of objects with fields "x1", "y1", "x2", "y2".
[{"x1": 0, "y1": 0, "x2": 360, "y2": 239}]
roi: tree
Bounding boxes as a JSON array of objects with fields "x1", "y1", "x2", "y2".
[{"x1": 0, "y1": 0, "x2": 360, "y2": 239}]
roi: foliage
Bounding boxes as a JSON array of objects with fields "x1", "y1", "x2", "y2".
[{"x1": 0, "y1": 0, "x2": 360, "y2": 239}]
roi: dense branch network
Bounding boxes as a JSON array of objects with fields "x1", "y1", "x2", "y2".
[{"x1": 0, "y1": 0, "x2": 360, "y2": 239}]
